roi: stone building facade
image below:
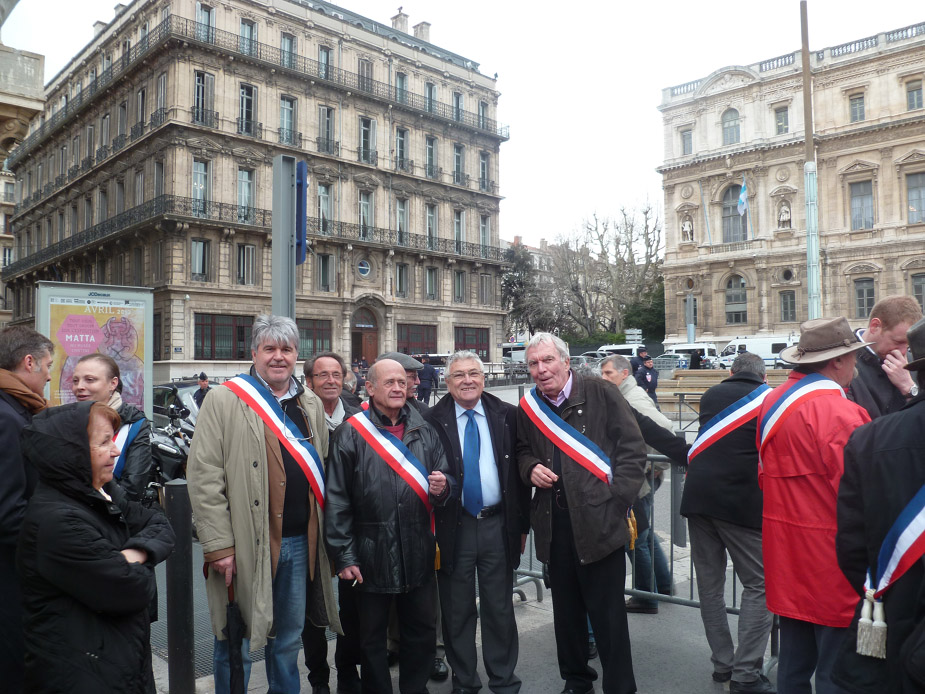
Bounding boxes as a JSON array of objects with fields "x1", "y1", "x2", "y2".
[
  {"x1": 3, "y1": 0, "x2": 508, "y2": 378},
  {"x1": 658, "y1": 22, "x2": 925, "y2": 345}
]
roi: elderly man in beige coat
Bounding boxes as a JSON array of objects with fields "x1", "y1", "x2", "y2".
[{"x1": 189, "y1": 315, "x2": 340, "y2": 694}]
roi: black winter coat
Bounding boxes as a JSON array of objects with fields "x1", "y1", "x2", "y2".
[
  {"x1": 833, "y1": 393, "x2": 925, "y2": 694},
  {"x1": 116, "y1": 402, "x2": 153, "y2": 502},
  {"x1": 16, "y1": 402, "x2": 175, "y2": 694},
  {"x1": 425, "y1": 391, "x2": 530, "y2": 574},
  {"x1": 324, "y1": 402, "x2": 454, "y2": 593},
  {"x1": 848, "y1": 346, "x2": 910, "y2": 419},
  {"x1": 0, "y1": 388, "x2": 36, "y2": 549}
]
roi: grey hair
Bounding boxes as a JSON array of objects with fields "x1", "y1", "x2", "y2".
[
  {"x1": 343, "y1": 370, "x2": 357, "y2": 392},
  {"x1": 602, "y1": 354, "x2": 631, "y2": 373},
  {"x1": 446, "y1": 350, "x2": 484, "y2": 374},
  {"x1": 731, "y1": 352, "x2": 766, "y2": 376},
  {"x1": 251, "y1": 314, "x2": 299, "y2": 352},
  {"x1": 526, "y1": 332, "x2": 569, "y2": 362},
  {"x1": 303, "y1": 351, "x2": 347, "y2": 380},
  {"x1": 0, "y1": 325, "x2": 54, "y2": 371}
]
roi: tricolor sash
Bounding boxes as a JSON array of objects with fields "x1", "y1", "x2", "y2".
[
  {"x1": 346, "y1": 411, "x2": 433, "y2": 516},
  {"x1": 865, "y1": 484, "x2": 925, "y2": 599},
  {"x1": 757, "y1": 373, "x2": 845, "y2": 459},
  {"x1": 688, "y1": 384, "x2": 771, "y2": 464},
  {"x1": 112, "y1": 419, "x2": 146, "y2": 480},
  {"x1": 224, "y1": 374, "x2": 326, "y2": 509},
  {"x1": 519, "y1": 387, "x2": 612, "y2": 485}
]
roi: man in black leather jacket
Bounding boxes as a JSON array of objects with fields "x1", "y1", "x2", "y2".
[{"x1": 325, "y1": 358, "x2": 455, "y2": 693}]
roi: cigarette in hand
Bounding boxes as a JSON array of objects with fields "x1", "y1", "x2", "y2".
[{"x1": 352, "y1": 579, "x2": 358, "y2": 587}]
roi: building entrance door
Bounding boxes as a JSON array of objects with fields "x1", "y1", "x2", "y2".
[{"x1": 350, "y1": 307, "x2": 379, "y2": 365}]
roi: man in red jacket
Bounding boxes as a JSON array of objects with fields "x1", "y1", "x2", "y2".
[{"x1": 756, "y1": 317, "x2": 871, "y2": 694}]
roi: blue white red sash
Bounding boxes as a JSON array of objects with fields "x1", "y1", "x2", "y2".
[
  {"x1": 688, "y1": 384, "x2": 771, "y2": 464},
  {"x1": 519, "y1": 387, "x2": 612, "y2": 485},
  {"x1": 757, "y1": 373, "x2": 844, "y2": 458},
  {"x1": 224, "y1": 374, "x2": 326, "y2": 509},
  {"x1": 112, "y1": 419, "x2": 145, "y2": 480},
  {"x1": 864, "y1": 484, "x2": 925, "y2": 599},
  {"x1": 346, "y1": 411, "x2": 433, "y2": 516}
]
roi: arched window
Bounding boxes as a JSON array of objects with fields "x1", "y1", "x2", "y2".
[
  {"x1": 913, "y1": 273, "x2": 925, "y2": 312},
  {"x1": 722, "y1": 108, "x2": 740, "y2": 145},
  {"x1": 854, "y1": 278, "x2": 875, "y2": 319},
  {"x1": 725, "y1": 275, "x2": 747, "y2": 324},
  {"x1": 722, "y1": 186, "x2": 747, "y2": 243}
]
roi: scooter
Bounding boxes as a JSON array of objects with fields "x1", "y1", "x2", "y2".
[{"x1": 143, "y1": 401, "x2": 192, "y2": 508}]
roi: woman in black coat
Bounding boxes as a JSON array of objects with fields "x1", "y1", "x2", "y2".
[{"x1": 16, "y1": 401, "x2": 175, "y2": 694}]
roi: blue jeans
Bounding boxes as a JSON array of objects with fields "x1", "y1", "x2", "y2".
[
  {"x1": 213, "y1": 535, "x2": 308, "y2": 694},
  {"x1": 627, "y1": 493, "x2": 671, "y2": 608}
]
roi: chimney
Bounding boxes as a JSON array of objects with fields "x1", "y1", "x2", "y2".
[
  {"x1": 391, "y1": 10, "x2": 408, "y2": 34},
  {"x1": 513, "y1": 235, "x2": 522, "y2": 245},
  {"x1": 540, "y1": 239, "x2": 547, "y2": 251},
  {"x1": 113, "y1": 3, "x2": 127, "y2": 15},
  {"x1": 412, "y1": 21, "x2": 430, "y2": 43},
  {"x1": 93, "y1": 20, "x2": 108, "y2": 38}
]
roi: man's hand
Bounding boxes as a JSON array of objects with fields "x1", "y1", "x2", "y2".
[
  {"x1": 121, "y1": 548, "x2": 148, "y2": 564},
  {"x1": 882, "y1": 349, "x2": 915, "y2": 394},
  {"x1": 530, "y1": 463, "x2": 558, "y2": 489},
  {"x1": 211, "y1": 555, "x2": 237, "y2": 587},
  {"x1": 428, "y1": 471, "x2": 447, "y2": 496},
  {"x1": 338, "y1": 565, "x2": 363, "y2": 584}
]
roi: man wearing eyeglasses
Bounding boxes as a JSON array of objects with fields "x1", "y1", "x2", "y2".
[
  {"x1": 305, "y1": 352, "x2": 362, "y2": 433},
  {"x1": 517, "y1": 333, "x2": 646, "y2": 694},
  {"x1": 424, "y1": 351, "x2": 530, "y2": 694}
]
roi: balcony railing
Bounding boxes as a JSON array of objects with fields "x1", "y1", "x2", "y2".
[
  {"x1": 358, "y1": 148, "x2": 378, "y2": 165},
  {"x1": 237, "y1": 118, "x2": 262, "y2": 138},
  {"x1": 395, "y1": 158, "x2": 414, "y2": 174},
  {"x1": 130, "y1": 122, "x2": 145, "y2": 140},
  {"x1": 68, "y1": 164, "x2": 80, "y2": 179},
  {"x1": 191, "y1": 108, "x2": 219, "y2": 128},
  {"x1": 278, "y1": 128, "x2": 302, "y2": 147},
  {"x1": 55, "y1": 174, "x2": 66, "y2": 188},
  {"x1": 7, "y1": 14, "x2": 509, "y2": 168},
  {"x1": 150, "y1": 107, "x2": 168, "y2": 129},
  {"x1": 316, "y1": 137, "x2": 339, "y2": 156},
  {"x1": 80, "y1": 157, "x2": 93, "y2": 173},
  {"x1": 96, "y1": 145, "x2": 109, "y2": 164},
  {"x1": 112, "y1": 133, "x2": 126, "y2": 152},
  {"x1": 453, "y1": 171, "x2": 467, "y2": 185},
  {"x1": 426, "y1": 164, "x2": 439, "y2": 180}
]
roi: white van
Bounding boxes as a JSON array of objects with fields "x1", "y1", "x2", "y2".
[
  {"x1": 717, "y1": 334, "x2": 799, "y2": 368},
  {"x1": 599, "y1": 343, "x2": 647, "y2": 358},
  {"x1": 662, "y1": 342, "x2": 720, "y2": 368}
]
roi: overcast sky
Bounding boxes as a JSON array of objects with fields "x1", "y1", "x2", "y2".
[{"x1": 4, "y1": 1, "x2": 923, "y2": 247}]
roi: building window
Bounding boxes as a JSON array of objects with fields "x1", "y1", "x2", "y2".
[
  {"x1": 318, "y1": 183, "x2": 332, "y2": 232},
  {"x1": 153, "y1": 313, "x2": 162, "y2": 361},
  {"x1": 318, "y1": 105, "x2": 336, "y2": 153},
  {"x1": 296, "y1": 318, "x2": 332, "y2": 359},
  {"x1": 2, "y1": 246, "x2": 12, "y2": 267},
  {"x1": 154, "y1": 161, "x2": 164, "y2": 198},
  {"x1": 357, "y1": 58, "x2": 372, "y2": 92},
  {"x1": 725, "y1": 275, "x2": 747, "y2": 324},
  {"x1": 452, "y1": 92, "x2": 463, "y2": 121},
  {"x1": 395, "y1": 72, "x2": 408, "y2": 104},
  {"x1": 192, "y1": 159, "x2": 209, "y2": 216},
  {"x1": 357, "y1": 260, "x2": 371, "y2": 277},
  {"x1": 156, "y1": 72, "x2": 167, "y2": 115},
  {"x1": 479, "y1": 273, "x2": 493, "y2": 305},
  {"x1": 133, "y1": 247, "x2": 144, "y2": 286},
  {"x1": 780, "y1": 290, "x2": 796, "y2": 322},
  {"x1": 280, "y1": 33, "x2": 295, "y2": 69},
  {"x1": 193, "y1": 71, "x2": 215, "y2": 126},
  {"x1": 98, "y1": 188, "x2": 108, "y2": 221},
  {"x1": 850, "y1": 94, "x2": 865, "y2": 123},
  {"x1": 397, "y1": 324, "x2": 436, "y2": 355},
  {"x1": 425, "y1": 267, "x2": 438, "y2": 300},
  {"x1": 318, "y1": 46, "x2": 332, "y2": 79},
  {"x1": 426, "y1": 204, "x2": 437, "y2": 249},
  {"x1": 454, "y1": 271, "x2": 466, "y2": 303},
  {"x1": 912, "y1": 273, "x2": 925, "y2": 312},
  {"x1": 479, "y1": 151, "x2": 490, "y2": 190},
  {"x1": 775, "y1": 107, "x2": 789, "y2": 135},
  {"x1": 239, "y1": 19, "x2": 256, "y2": 56},
  {"x1": 135, "y1": 89, "x2": 146, "y2": 126},
  {"x1": 358, "y1": 117, "x2": 376, "y2": 164},
  {"x1": 237, "y1": 169, "x2": 255, "y2": 223},
  {"x1": 396, "y1": 197, "x2": 408, "y2": 245},
  {"x1": 153, "y1": 240, "x2": 165, "y2": 281},
  {"x1": 478, "y1": 101, "x2": 488, "y2": 129},
  {"x1": 279, "y1": 96, "x2": 296, "y2": 145},
  {"x1": 84, "y1": 196, "x2": 93, "y2": 229},
  {"x1": 395, "y1": 263, "x2": 409, "y2": 298},
  {"x1": 238, "y1": 84, "x2": 256, "y2": 135},
  {"x1": 454, "y1": 327, "x2": 489, "y2": 361},
  {"x1": 395, "y1": 128, "x2": 408, "y2": 172},
  {"x1": 850, "y1": 180, "x2": 874, "y2": 230},
  {"x1": 425, "y1": 82, "x2": 437, "y2": 112},
  {"x1": 195, "y1": 2, "x2": 215, "y2": 42},
  {"x1": 453, "y1": 209, "x2": 464, "y2": 253},
  {"x1": 908, "y1": 81, "x2": 923, "y2": 111},
  {"x1": 237, "y1": 243, "x2": 256, "y2": 285},
  {"x1": 318, "y1": 253, "x2": 333, "y2": 292},
  {"x1": 908, "y1": 172, "x2": 925, "y2": 224},
  {"x1": 191, "y1": 239, "x2": 210, "y2": 281},
  {"x1": 135, "y1": 169, "x2": 144, "y2": 205},
  {"x1": 681, "y1": 129, "x2": 692, "y2": 155},
  {"x1": 722, "y1": 108, "x2": 740, "y2": 145},
  {"x1": 722, "y1": 186, "x2": 747, "y2": 243},
  {"x1": 425, "y1": 136, "x2": 437, "y2": 179},
  {"x1": 453, "y1": 144, "x2": 464, "y2": 184},
  {"x1": 479, "y1": 215, "x2": 491, "y2": 253},
  {"x1": 358, "y1": 191, "x2": 373, "y2": 237},
  {"x1": 854, "y1": 278, "x2": 876, "y2": 318},
  {"x1": 194, "y1": 314, "x2": 254, "y2": 360}
]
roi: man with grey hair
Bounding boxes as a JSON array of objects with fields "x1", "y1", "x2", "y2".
[
  {"x1": 189, "y1": 315, "x2": 340, "y2": 694},
  {"x1": 517, "y1": 332, "x2": 646, "y2": 694},
  {"x1": 681, "y1": 353, "x2": 775, "y2": 692},
  {"x1": 0, "y1": 325, "x2": 53, "y2": 694},
  {"x1": 425, "y1": 351, "x2": 530, "y2": 693}
]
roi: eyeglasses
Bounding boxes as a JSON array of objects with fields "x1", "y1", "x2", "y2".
[
  {"x1": 527, "y1": 355, "x2": 560, "y2": 369},
  {"x1": 448, "y1": 369, "x2": 483, "y2": 381},
  {"x1": 311, "y1": 371, "x2": 343, "y2": 381}
]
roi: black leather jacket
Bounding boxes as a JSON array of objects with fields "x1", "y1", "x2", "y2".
[
  {"x1": 324, "y1": 402, "x2": 454, "y2": 593},
  {"x1": 115, "y1": 403, "x2": 153, "y2": 502}
]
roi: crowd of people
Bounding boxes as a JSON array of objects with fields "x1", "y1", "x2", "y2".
[{"x1": 3, "y1": 294, "x2": 925, "y2": 694}]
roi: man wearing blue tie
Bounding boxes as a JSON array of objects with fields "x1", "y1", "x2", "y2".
[{"x1": 425, "y1": 351, "x2": 531, "y2": 693}]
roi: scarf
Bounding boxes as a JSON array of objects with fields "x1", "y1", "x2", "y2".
[
  {"x1": 106, "y1": 391, "x2": 124, "y2": 411},
  {"x1": 0, "y1": 369, "x2": 48, "y2": 414}
]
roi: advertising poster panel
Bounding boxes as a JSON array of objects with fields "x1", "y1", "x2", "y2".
[{"x1": 35, "y1": 282, "x2": 153, "y2": 419}]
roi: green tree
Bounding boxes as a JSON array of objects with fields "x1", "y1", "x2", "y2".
[
  {"x1": 501, "y1": 243, "x2": 559, "y2": 335},
  {"x1": 623, "y1": 277, "x2": 665, "y2": 343}
]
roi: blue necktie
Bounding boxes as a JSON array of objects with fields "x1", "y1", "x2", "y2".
[{"x1": 462, "y1": 409, "x2": 483, "y2": 517}]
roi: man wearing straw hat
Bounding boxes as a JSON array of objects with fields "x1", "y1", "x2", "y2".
[
  {"x1": 755, "y1": 317, "x2": 872, "y2": 694},
  {"x1": 833, "y1": 315, "x2": 925, "y2": 693}
]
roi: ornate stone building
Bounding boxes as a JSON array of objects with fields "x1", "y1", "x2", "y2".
[
  {"x1": 3, "y1": 0, "x2": 508, "y2": 377},
  {"x1": 659, "y1": 21, "x2": 925, "y2": 345}
]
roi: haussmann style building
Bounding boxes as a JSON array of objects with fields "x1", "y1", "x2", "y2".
[
  {"x1": 3, "y1": 0, "x2": 509, "y2": 378},
  {"x1": 658, "y1": 20, "x2": 925, "y2": 345}
]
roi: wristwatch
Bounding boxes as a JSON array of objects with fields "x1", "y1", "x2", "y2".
[{"x1": 909, "y1": 384, "x2": 920, "y2": 398}]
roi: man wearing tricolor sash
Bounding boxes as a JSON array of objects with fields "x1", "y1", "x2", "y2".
[
  {"x1": 325, "y1": 358, "x2": 453, "y2": 694},
  {"x1": 188, "y1": 315, "x2": 341, "y2": 694},
  {"x1": 755, "y1": 317, "x2": 871, "y2": 694},
  {"x1": 516, "y1": 333, "x2": 646, "y2": 694},
  {"x1": 834, "y1": 316, "x2": 925, "y2": 693},
  {"x1": 680, "y1": 352, "x2": 774, "y2": 693}
]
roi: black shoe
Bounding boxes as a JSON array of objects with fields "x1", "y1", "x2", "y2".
[
  {"x1": 588, "y1": 639, "x2": 598, "y2": 660},
  {"x1": 712, "y1": 670, "x2": 732, "y2": 683},
  {"x1": 387, "y1": 649, "x2": 399, "y2": 667},
  {"x1": 624, "y1": 597, "x2": 659, "y2": 614},
  {"x1": 560, "y1": 688, "x2": 594, "y2": 694},
  {"x1": 311, "y1": 686, "x2": 331, "y2": 694},
  {"x1": 730, "y1": 674, "x2": 776, "y2": 693},
  {"x1": 430, "y1": 657, "x2": 449, "y2": 681}
]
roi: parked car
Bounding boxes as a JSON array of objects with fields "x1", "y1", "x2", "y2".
[
  {"x1": 652, "y1": 353, "x2": 688, "y2": 371},
  {"x1": 569, "y1": 355, "x2": 600, "y2": 369},
  {"x1": 581, "y1": 350, "x2": 611, "y2": 360}
]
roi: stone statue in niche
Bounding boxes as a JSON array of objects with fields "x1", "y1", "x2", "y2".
[
  {"x1": 778, "y1": 202, "x2": 791, "y2": 229},
  {"x1": 681, "y1": 216, "x2": 694, "y2": 242}
]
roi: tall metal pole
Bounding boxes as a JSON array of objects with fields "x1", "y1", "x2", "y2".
[
  {"x1": 272, "y1": 154, "x2": 297, "y2": 319},
  {"x1": 801, "y1": 1, "x2": 821, "y2": 319}
]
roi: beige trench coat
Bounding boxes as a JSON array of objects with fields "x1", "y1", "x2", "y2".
[{"x1": 188, "y1": 382, "x2": 341, "y2": 649}]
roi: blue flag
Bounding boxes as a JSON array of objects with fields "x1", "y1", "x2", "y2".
[{"x1": 737, "y1": 176, "x2": 749, "y2": 216}]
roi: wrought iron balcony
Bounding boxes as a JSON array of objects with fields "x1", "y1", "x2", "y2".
[
  {"x1": 43, "y1": 183, "x2": 53, "y2": 197},
  {"x1": 358, "y1": 148, "x2": 378, "y2": 165},
  {"x1": 130, "y1": 122, "x2": 145, "y2": 140},
  {"x1": 453, "y1": 171, "x2": 467, "y2": 185},
  {"x1": 112, "y1": 134, "x2": 126, "y2": 152},
  {"x1": 316, "y1": 137, "x2": 339, "y2": 156},
  {"x1": 479, "y1": 177, "x2": 494, "y2": 193},
  {"x1": 395, "y1": 158, "x2": 414, "y2": 174},
  {"x1": 278, "y1": 128, "x2": 302, "y2": 147},
  {"x1": 68, "y1": 164, "x2": 80, "y2": 179},
  {"x1": 236, "y1": 118, "x2": 262, "y2": 138},
  {"x1": 190, "y1": 108, "x2": 219, "y2": 128},
  {"x1": 425, "y1": 164, "x2": 439, "y2": 180},
  {"x1": 55, "y1": 174, "x2": 66, "y2": 188},
  {"x1": 80, "y1": 157, "x2": 93, "y2": 173},
  {"x1": 96, "y1": 145, "x2": 109, "y2": 164},
  {"x1": 150, "y1": 107, "x2": 168, "y2": 129}
]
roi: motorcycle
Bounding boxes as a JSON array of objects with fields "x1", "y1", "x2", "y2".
[{"x1": 143, "y1": 401, "x2": 192, "y2": 508}]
